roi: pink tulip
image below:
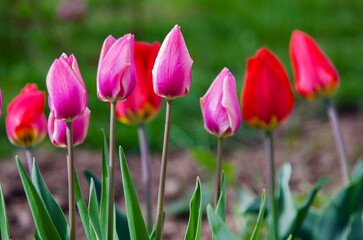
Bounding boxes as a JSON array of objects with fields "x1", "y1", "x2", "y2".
[
  {"x1": 6, "y1": 84, "x2": 47, "y2": 147},
  {"x1": 152, "y1": 25, "x2": 193, "y2": 99},
  {"x1": 97, "y1": 34, "x2": 136, "y2": 102},
  {"x1": 48, "y1": 107, "x2": 90, "y2": 148},
  {"x1": 46, "y1": 53, "x2": 88, "y2": 121},
  {"x1": 200, "y1": 68, "x2": 241, "y2": 137}
]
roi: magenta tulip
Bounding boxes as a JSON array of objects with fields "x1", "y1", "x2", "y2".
[
  {"x1": 200, "y1": 68, "x2": 241, "y2": 137},
  {"x1": 48, "y1": 107, "x2": 90, "y2": 148},
  {"x1": 97, "y1": 34, "x2": 136, "y2": 102},
  {"x1": 152, "y1": 25, "x2": 193, "y2": 99},
  {"x1": 46, "y1": 53, "x2": 88, "y2": 121}
]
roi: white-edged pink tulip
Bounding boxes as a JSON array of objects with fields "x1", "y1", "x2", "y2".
[
  {"x1": 97, "y1": 34, "x2": 136, "y2": 102},
  {"x1": 152, "y1": 25, "x2": 193, "y2": 99},
  {"x1": 200, "y1": 67, "x2": 241, "y2": 137},
  {"x1": 46, "y1": 53, "x2": 88, "y2": 121},
  {"x1": 48, "y1": 107, "x2": 90, "y2": 148}
]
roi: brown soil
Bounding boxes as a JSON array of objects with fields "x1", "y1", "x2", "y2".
[{"x1": 0, "y1": 113, "x2": 362, "y2": 240}]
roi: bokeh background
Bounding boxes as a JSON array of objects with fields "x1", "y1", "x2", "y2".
[{"x1": 1, "y1": 0, "x2": 362, "y2": 156}]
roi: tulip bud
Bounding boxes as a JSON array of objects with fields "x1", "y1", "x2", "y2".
[
  {"x1": 6, "y1": 84, "x2": 47, "y2": 147},
  {"x1": 152, "y1": 25, "x2": 193, "y2": 99},
  {"x1": 200, "y1": 68, "x2": 241, "y2": 137},
  {"x1": 116, "y1": 42, "x2": 162, "y2": 125},
  {"x1": 290, "y1": 30, "x2": 339, "y2": 99},
  {"x1": 241, "y1": 48, "x2": 294, "y2": 131},
  {"x1": 46, "y1": 53, "x2": 88, "y2": 122},
  {"x1": 97, "y1": 34, "x2": 136, "y2": 102},
  {"x1": 48, "y1": 107, "x2": 90, "y2": 148}
]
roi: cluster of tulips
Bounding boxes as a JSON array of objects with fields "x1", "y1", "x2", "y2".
[{"x1": 0, "y1": 24, "x2": 361, "y2": 240}]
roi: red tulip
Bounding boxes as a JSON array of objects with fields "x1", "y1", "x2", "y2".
[
  {"x1": 116, "y1": 42, "x2": 162, "y2": 125},
  {"x1": 6, "y1": 84, "x2": 47, "y2": 147},
  {"x1": 241, "y1": 48, "x2": 294, "y2": 131},
  {"x1": 290, "y1": 30, "x2": 339, "y2": 99}
]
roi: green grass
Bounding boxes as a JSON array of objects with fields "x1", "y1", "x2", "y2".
[{"x1": 0, "y1": 0, "x2": 362, "y2": 156}]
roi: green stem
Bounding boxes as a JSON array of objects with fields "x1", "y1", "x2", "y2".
[
  {"x1": 137, "y1": 123, "x2": 153, "y2": 233},
  {"x1": 108, "y1": 102, "x2": 116, "y2": 240},
  {"x1": 155, "y1": 99, "x2": 173, "y2": 240},
  {"x1": 265, "y1": 131, "x2": 278, "y2": 240},
  {"x1": 25, "y1": 147, "x2": 33, "y2": 175},
  {"x1": 66, "y1": 122, "x2": 76, "y2": 240},
  {"x1": 326, "y1": 98, "x2": 351, "y2": 184},
  {"x1": 214, "y1": 137, "x2": 224, "y2": 207}
]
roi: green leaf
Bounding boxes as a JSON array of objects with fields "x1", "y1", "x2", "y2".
[
  {"x1": 100, "y1": 129, "x2": 110, "y2": 239},
  {"x1": 119, "y1": 146, "x2": 150, "y2": 240},
  {"x1": 286, "y1": 234, "x2": 292, "y2": 240},
  {"x1": 31, "y1": 160, "x2": 69, "y2": 240},
  {"x1": 84, "y1": 170, "x2": 131, "y2": 240},
  {"x1": 352, "y1": 156, "x2": 363, "y2": 181},
  {"x1": 250, "y1": 189, "x2": 266, "y2": 240},
  {"x1": 207, "y1": 204, "x2": 239, "y2": 240},
  {"x1": 184, "y1": 178, "x2": 202, "y2": 240},
  {"x1": 0, "y1": 183, "x2": 10, "y2": 240},
  {"x1": 16, "y1": 157, "x2": 61, "y2": 240},
  {"x1": 346, "y1": 211, "x2": 363, "y2": 240},
  {"x1": 215, "y1": 172, "x2": 226, "y2": 222},
  {"x1": 314, "y1": 174, "x2": 363, "y2": 240},
  {"x1": 297, "y1": 210, "x2": 320, "y2": 240},
  {"x1": 74, "y1": 168, "x2": 92, "y2": 240},
  {"x1": 149, "y1": 212, "x2": 165, "y2": 240},
  {"x1": 88, "y1": 179, "x2": 102, "y2": 239}
]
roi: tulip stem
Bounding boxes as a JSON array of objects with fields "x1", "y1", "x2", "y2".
[
  {"x1": 265, "y1": 131, "x2": 278, "y2": 240},
  {"x1": 108, "y1": 102, "x2": 116, "y2": 240},
  {"x1": 25, "y1": 147, "x2": 33, "y2": 175},
  {"x1": 137, "y1": 124, "x2": 153, "y2": 233},
  {"x1": 214, "y1": 137, "x2": 224, "y2": 207},
  {"x1": 66, "y1": 122, "x2": 76, "y2": 240},
  {"x1": 326, "y1": 98, "x2": 351, "y2": 184},
  {"x1": 155, "y1": 99, "x2": 173, "y2": 240}
]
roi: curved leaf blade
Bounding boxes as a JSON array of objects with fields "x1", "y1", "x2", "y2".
[
  {"x1": 207, "y1": 204, "x2": 239, "y2": 240},
  {"x1": 250, "y1": 189, "x2": 266, "y2": 240},
  {"x1": 184, "y1": 178, "x2": 202, "y2": 240},
  {"x1": 0, "y1": 183, "x2": 10, "y2": 240},
  {"x1": 215, "y1": 172, "x2": 226, "y2": 222}
]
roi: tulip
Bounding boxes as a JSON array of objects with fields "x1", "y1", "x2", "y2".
[
  {"x1": 97, "y1": 33, "x2": 136, "y2": 239},
  {"x1": 290, "y1": 30, "x2": 350, "y2": 183},
  {"x1": 116, "y1": 42, "x2": 162, "y2": 125},
  {"x1": 6, "y1": 84, "x2": 47, "y2": 174},
  {"x1": 201, "y1": 67, "x2": 241, "y2": 138},
  {"x1": 97, "y1": 34, "x2": 136, "y2": 102},
  {"x1": 290, "y1": 30, "x2": 339, "y2": 100},
  {"x1": 48, "y1": 107, "x2": 90, "y2": 148},
  {"x1": 47, "y1": 53, "x2": 88, "y2": 240},
  {"x1": 6, "y1": 84, "x2": 47, "y2": 147},
  {"x1": 152, "y1": 25, "x2": 193, "y2": 99},
  {"x1": 46, "y1": 53, "x2": 87, "y2": 122},
  {"x1": 154, "y1": 25, "x2": 193, "y2": 240},
  {"x1": 200, "y1": 67, "x2": 241, "y2": 206},
  {"x1": 241, "y1": 47, "x2": 294, "y2": 131},
  {"x1": 241, "y1": 47, "x2": 294, "y2": 240}
]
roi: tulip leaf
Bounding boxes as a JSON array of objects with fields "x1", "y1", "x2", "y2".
[
  {"x1": 84, "y1": 170, "x2": 131, "y2": 240},
  {"x1": 346, "y1": 211, "x2": 363, "y2": 240},
  {"x1": 297, "y1": 210, "x2": 320, "y2": 240},
  {"x1": 119, "y1": 146, "x2": 150, "y2": 240},
  {"x1": 184, "y1": 177, "x2": 202, "y2": 240},
  {"x1": 16, "y1": 157, "x2": 61, "y2": 240},
  {"x1": 352, "y1": 156, "x2": 363, "y2": 181},
  {"x1": 100, "y1": 129, "x2": 110, "y2": 239},
  {"x1": 88, "y1": 179, "x2": 102, "y2": 238},
  {"x1": 215, "y1": 172, "x2": 226, "y2": 222},
  {"x1": 74, "y1": 168, "x2": 92, "y2": 240},
  {"x1": 149, "y1": 212, "x2": 165, "y2": 240},
  {"x1": 0, "y1": 182, "x2": 10, "y2": 240},
  {"x1": 313, "y1": 173, "x2": 363, "y2": 240},
  {"x1": 207, "y1": 204, "x2": 239, "y2": 240},
  {"x1": 250, "y1": 189, "x2": 266, "y2": 240},
  {"x1": 31, "y1": 160, "x2": 70, "y2": 240}
]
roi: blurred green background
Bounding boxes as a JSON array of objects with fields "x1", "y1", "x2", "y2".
[{"x1": 0, "y1": 0, "x2": 362, "y2": 155}]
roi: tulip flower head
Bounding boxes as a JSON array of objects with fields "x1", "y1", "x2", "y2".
[
  {"x1": 152, "y1": 25, "x2": 193, "y2": 99},
  {"x1": 48, "y1": 107, "x2": 90, "y2": 148},
  {"x1": 241, "y1": 48, "x2": 294, "y2": 131},
  {"x1": 200, "y1": 68, "x2": 241, "y2": 137},
  {"x1": 116, "y1": 41, "x2": 162, "y2": 125},
  {"x1": 6, "y1": 84, "x2": 47, "y2": 147},
  {"x1": 290, "y1": 30, "x2": 339, "y2": 99},
  {"x1": 46, "y1": 53, "x2": 88, "y2": 122},
  {"x1": 97, "y1": 34, "x2": 136, "y2": 102}
]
